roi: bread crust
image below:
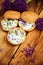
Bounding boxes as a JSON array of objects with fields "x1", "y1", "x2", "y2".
[
  {"x1": 21, "y1": 11, "x2": 39, "y2": 23},
  {"x1": 4, "y1": 10, "x2": 21, "y2": 19},
  {"x1": 7, "y1": 27, "x2": 26, "y2": 45}
]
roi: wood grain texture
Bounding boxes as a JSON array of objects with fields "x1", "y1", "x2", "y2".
[
  {"x1": 0, "y1": 26, "x2": 19, "y2": 65},
  {"x1": 0, "y1": 0, "x2": 4, "y2": 10},
  {"x1": 28, "y1": 0, "x2": 43, "y2": 14},
  {"x1": 26, "y1": 36, "x2": 43, "y2": 65},
  {"x1": 10, "y1": 1, "x2": 43, "y2": 65},
  {"x1": 0, "y1": 20, "x2": 19, "y2": 65},
  {"x1": 0, "y1": 0, "x2": 43, "y2": 65},
  {"x1": 10, "y1": 30, "x2": 42, "y2": 65},
  {"x1": 39, "y1": 10, "x2": 43, "y2": 18}
]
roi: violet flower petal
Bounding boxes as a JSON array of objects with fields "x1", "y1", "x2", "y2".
[
  {"x1": 2, "y1": 0, "x2": 28, "y2": 13},
  {"x1": 20, "y1": 19, "x2": 27, "y2": 25},
  {"x1": 30, "y1": 59, "x2": 35, "y2": 63},
  {"x1": 36, "y1": 18, "x2": 43, "y2": 30}
]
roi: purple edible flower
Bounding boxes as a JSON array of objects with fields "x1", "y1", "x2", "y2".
[
  {"x1": 25, "y1": 47, "x2": 34, "y2": 57},
  {"x1": 35, "y1": 18, "x2": 43, "y2": 30},
  {"x1": 15, "y1": 30, "x2": 18, "y2": 35},
  {"x1": 20, "y1": 19, "x2": 27, "y2": 25},
  {"x1": 2, "y1": 0, "x2": 28, "y2": 13},
  {"x1": 30, "y1": 58, "x2": 35, "y2": 63},
  {"x1": 2, "y1": 0, "x2": 15, "y2": 12},
  {"x1": 21, "y1": 46, "x2": 34, "y2": 57}
]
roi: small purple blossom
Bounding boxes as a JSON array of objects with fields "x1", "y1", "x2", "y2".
[
  {"x1": 2, "y1": 0, "x2": 28, "y2": 13},
  {"x1": 21, "y1": 45, "x2": 34, "y2": 57},
  {"x1": 15, "y1": 30, "x2": 18, "y2": 35},
  {"x1": 36, "y1": 18, "x2": 43, "y2": 30},
  {"x1": 30, "y1": 58, "x2": 35, "y2": 63},
  {"x1": 20, "y1": 19, "x2": 27, "y2": 25}
]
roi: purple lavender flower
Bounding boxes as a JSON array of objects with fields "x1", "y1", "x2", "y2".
[
  {"x1": 2, "y1": 0, "x2": 15, "y2": 12},
  {"x1": 30, "y1": 58, "x2": 35, "y2": 63},
  {"x1": 21, "y1": 46, "x2": 34, "y2": 57},
  {"x1": 2, "y1": 0, "x2": 28, "y2": 13},
  {"x1": 20, "y1": 19, "x2": 27, "y2": 25},
  {"x1": 15, "y1": 30, "x2": 18, "y2": 35},
  {"x1": 36, "y1": 18, "x2": 43, "y2": 30}
]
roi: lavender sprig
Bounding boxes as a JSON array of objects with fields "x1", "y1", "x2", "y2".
[
  {"x1": 2, "y1": 0, "x2": 28, "y2": 13},
  {"x1": 36, "y1": 18, "x2": 43, "y2": 30},
  {"x1": 21, "y1": 45, "x2": 34, "y2": 57}
]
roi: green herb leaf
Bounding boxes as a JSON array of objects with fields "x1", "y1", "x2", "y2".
[
  {"x1": 10, "y1": 0, "x2": 15, "y2": 3},
  {"x1": 26, "y1": 0, "x2": 32, "y2": 3}
]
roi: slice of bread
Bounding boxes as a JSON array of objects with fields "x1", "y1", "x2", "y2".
[{"x1": 7, "y1": 27, "x2": 26, "y2": 45}]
